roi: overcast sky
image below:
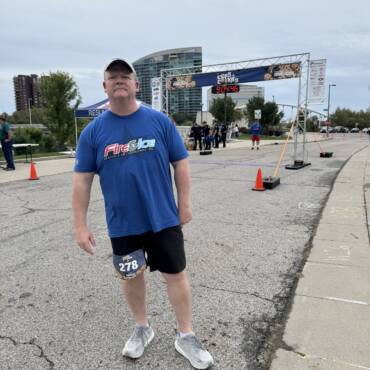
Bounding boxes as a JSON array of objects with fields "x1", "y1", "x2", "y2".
[{"x1": 1, "y1": 0, "x2": 369, "y2": 116}]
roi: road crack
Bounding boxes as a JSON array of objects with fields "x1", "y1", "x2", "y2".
[
  {"x1": 0, "y1": 335, "x2": 54, "y2": 368},
  {"x1": 199, "y1": 283, "x2": 275, "y2": 304}
]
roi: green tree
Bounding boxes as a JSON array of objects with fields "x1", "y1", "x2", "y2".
[
  {"x1": 10, "y1": 107, "x2": 49, "y2": 126},
  {"x1": 331, "y1": 108, "x2": 370, "y2": 129},
  {"x1": 245, "y1": 97, "x2": 284, "y2": 134},
  {"x1": 209, "y1": 96, "x2": 239, "y2": 124},
  {"x1": 40, "y1": 71, "x2": 81, "y2": 149},
  {"x1": 244, "y1": 96, "x2": 264, "y2": 123},
  {"x1": 171, "y1": 112, "x2": 193, "y2": 125},
  {"x1": 11, "y1": 110, "x2": 30, "y2": 125},
  {"x1": 306, "y1": 115, "x2": 319, "y2": 132}
]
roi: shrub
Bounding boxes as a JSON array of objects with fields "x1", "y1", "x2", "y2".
[{"x1": 13, "y1": 128, "x2": 58, "y2": 153}]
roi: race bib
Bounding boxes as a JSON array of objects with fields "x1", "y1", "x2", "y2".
[{"x1": 113, "y1": 249, "x2": 147, "y2": 280}]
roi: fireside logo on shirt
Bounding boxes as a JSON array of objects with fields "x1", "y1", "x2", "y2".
[{"x1": 104, "y1": 138, "x2": 156, "y2": 160}]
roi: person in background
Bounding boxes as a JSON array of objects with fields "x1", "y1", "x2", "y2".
[
  {"x1": 220, "y1": 123, "x2": 227, "y2": 148},
  {"x1": 0, "y1": 115, "x2": 15, "y2": 171},
  {"x1": 233, "y1": 124, "x2": 239, "y2": 138},
  {"x1": 201, "y1": 121, "x2": 211, "y2": 150},
  {"x1": 191, "y1": 123, "x2": 202, "y2": 151},
  {"x1": 250, "y1": 120, "x2": 261, "y2": 150},
  {"x1": 212, "y1": 124, "x2": 220, "y2": 148}
]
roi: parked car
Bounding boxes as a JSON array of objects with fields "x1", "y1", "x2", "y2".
[
  {"x1": 320, "y1": 127, "x2": 334, "y2": 133},
  {"x1": 350, "y1": 128, "x2": 360, "y2": 133},
  {"x1": 333, "y1": 126, "x2": 349, "y2": 133},
  {"x1": 362, "y1": 128, "x2": 369, "y2": 133}
]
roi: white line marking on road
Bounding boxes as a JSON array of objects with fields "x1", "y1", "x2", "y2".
[{"x1": 325, "y1": 296, "x2": 368, "y2": 305}]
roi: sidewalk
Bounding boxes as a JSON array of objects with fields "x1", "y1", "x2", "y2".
[
  {"x1": 270, "y1": 146, "x2": 370, "y2": 369},
  {"x1": 0, "y1": 157, "x2": 75, "y2": 184}
]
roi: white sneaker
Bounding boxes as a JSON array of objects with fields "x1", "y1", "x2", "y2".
[
  {"x1": 175, "y1": 334, "x2": 214, "y2": 369},
  {"x1": 122, "y1": 325, "x2": 154, "y2": 359}
]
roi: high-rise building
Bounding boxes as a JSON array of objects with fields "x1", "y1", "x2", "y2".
[
  {"x1": 133, "y1": 47, "x2": 202, "y2": 119},
  {"x1": 207, "y1": 84, "x2": 265, "y2": 109},
  {"x1": 13, "y1": 74, "x2": 43, "y2": 111}
]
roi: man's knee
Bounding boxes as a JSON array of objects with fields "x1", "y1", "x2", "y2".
[
  {"x1": 162, "y1": 270, "x2": 188, "y2": 285},
  {"x1": 120, "y1": 270, "x2": 146, "y2": 287}
]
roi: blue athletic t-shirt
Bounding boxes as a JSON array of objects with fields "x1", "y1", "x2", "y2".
[
  {"x1": 74, "y1": 105, "x2": 188, "y2": 237},
  {"x1": 250, "y1": 122, "x2": 261, "y2": 135}
]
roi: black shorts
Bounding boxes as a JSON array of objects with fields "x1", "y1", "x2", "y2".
[{"x1": 110, "y1": 225, "x2": 186, "y2": 274}]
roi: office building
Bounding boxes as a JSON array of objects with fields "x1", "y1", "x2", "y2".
[
  {"x1": 133, "y1": 47, "x2": 202, "y2": 119},
  {"x1": 13, "y1": 74, "x2": 43, "y2": 111}
]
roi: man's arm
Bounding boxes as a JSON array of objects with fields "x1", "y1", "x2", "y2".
[
  {"x1": 4, "y1": 124, "x2": 12, "y2": 141},
  {"x1": 172, "y1": 158, "x2": 192, "y2": 226},
  {"x1": 72, "y1": 172, "x2": 96, "y2": 255}
]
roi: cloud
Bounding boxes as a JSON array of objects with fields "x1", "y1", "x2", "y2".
[{"x1": 1, "y1": 0, "x2": 369, "y2": 113}]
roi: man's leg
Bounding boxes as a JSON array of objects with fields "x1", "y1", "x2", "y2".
[
  {"x1": 120, "y1": 273, "x2": 155, "y2": 359},
  {"x1": 162, "y1": 270, "x2": 192, "y2": 333},
  {"x1": 1, "y1": 141, "x2": 6, "y2": 166},
  {"x1": 164, "y1": 271, "x2": 214, "y2": 369},
  {"x1": 3, "y1": 141, "x2": 15, "y2": 169},
  {"x1": 121, "y1": 273, "x2": 148, "y2": 326}
]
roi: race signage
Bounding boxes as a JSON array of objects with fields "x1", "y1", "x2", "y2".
[
  {"x1": 166, "y1": 63, "x2": 301, "y2": 90},
  {"x1": 151, "y1": 77, "x2": 162, "y2": 111},
  {"x1": 254, "y1": 110, "x2": 261, "y2": 119},
  {"x1": 308, "y1": 59, "x2": 326, "y2": 104},
  {"x1": 211, "y1": 84, "x2": 240, "y2": 94}
]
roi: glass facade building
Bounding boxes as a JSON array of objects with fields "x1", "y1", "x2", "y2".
[{"x1": 133, "y1": 47, "x2": 202, "y2": 119}]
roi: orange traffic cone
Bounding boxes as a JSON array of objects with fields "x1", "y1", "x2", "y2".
[
  {"x1": 252, "y1": 168, "x2": 265, "y2": 191},
  {"x1": 29, "y1": 161, "x2": 39, "y2": 180}
]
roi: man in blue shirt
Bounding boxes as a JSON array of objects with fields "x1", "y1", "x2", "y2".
[
  {"x1": 72, "y1": 59, "x2": 213, "y2": 369},
  {"x1": 250, "y1": 120, "x2": 261, "y2": 150}
]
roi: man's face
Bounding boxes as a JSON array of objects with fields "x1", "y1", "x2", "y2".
[{"x1": 103, "y1": 65, "x2": 139, "y2": 100}]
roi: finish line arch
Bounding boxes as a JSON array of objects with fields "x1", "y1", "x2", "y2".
[{"x1": 160, "y1": 52, "x2": 312, "y2": 166}]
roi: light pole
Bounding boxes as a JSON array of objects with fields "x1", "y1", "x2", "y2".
[
  {"x1": 28, "y1": 98, "x2": 33, "y2": 126},
  {"x1": 200, "y1": 102, "x2": 204, "y2": 124},
  {"x1": 327, "y1": 84, "x2": 336, "y2": 123}
]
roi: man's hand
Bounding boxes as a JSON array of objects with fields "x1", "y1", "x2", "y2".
[
  {"x1": 179, "y1": 205, "x2": 192, "y2": 226},
  {"x1": 75, "y1": 226, "x2": 96, "y2": 255}
]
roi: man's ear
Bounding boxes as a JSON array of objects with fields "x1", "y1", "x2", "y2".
[
  {"x1": 103, "y1": 81, "x2": 107, "y2": 92},
  {"x1": 135, "y1": 80, "x2": 140, "y2": 92}
]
